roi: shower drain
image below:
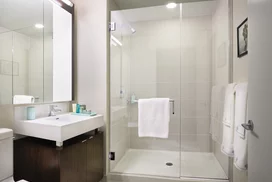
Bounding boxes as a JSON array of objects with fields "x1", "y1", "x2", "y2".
[{"x1": 166, "y1": 162, "x2": 173, "y2": 166}]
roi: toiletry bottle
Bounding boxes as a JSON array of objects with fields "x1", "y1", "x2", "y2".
[
  {"x1": 131, "y1": 93, "x2": 136, "y2": 103},
  {"x1": 80, "y1": 105, "x2": 85, "y2": 113},
  {"x1": 76, "y1": 104, "x2": 81, "y2": 113},
  {"x1": 72, "y1": 104, "x2": 77, "y2": 113}
]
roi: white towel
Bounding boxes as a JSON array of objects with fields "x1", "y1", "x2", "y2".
[
  {"x1": 222, "y1": 83, "x2": 236, "y2": 126},
  {"x1": 234, "y1": 83, "x2": 248, "y2": 170},
  {"x1": 138, "y1": 98, "x2": 170, "y2": 138},
  {"x1": 234, "y1": 83, "x2": 248, "y2": 138},
  {"x1": 221, "y1": 83, "x2": 236, "y2": 157},
  {"x1": 13, "y1": 95, "x2": 35, "y2": 104}
]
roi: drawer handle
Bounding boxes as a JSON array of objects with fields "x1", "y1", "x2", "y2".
[
  {"x1": 89, "y1": 136, "x2": 93, "y2": 140},
  {"x1": 81, "y1": 139, "x2": 87, "y2": 143}
]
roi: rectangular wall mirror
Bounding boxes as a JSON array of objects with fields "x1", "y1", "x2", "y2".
[{"x1": 0, "y1": 0, "x2": 73, "y2": 105}]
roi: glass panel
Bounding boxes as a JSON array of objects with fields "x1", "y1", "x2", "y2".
[
  {"x1": 110, "y1": 5, "x2": 181, "y2": 178},
  {"x1": 110, "y1": 10, "x2": 130, "y2": 173},
  {"x1": 109, "y1": 1, "x2": 230, "y2": 180},
  {"x1": 179, "y1": 1, "x2": 228, "y2": 179}
]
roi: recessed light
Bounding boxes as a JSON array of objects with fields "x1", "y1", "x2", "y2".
[
  {"x1": 166, "y1": 2, "x2": 177, "y2": 9},
  {"x1": 35, "y1": 24, "x2": 44, "y2": 29},
  {"x1": 131, "y1": 28, "x2": 136, "y2": 34}
]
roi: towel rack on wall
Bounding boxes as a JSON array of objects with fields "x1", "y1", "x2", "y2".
[{"x1": 128, "y1": 98, "x2": 175, "y2": 115}]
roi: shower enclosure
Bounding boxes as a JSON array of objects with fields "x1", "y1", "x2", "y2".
[{"x1": 109, "y1": 0, "x2": 230, "y2": 180}]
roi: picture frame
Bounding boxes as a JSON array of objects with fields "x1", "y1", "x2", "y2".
[{"x1": 237, "y1": 18, "x2": 248, "y2": 58}]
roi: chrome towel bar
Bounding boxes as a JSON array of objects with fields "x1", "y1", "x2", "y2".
[{"x1": 129, "y1": 99, "x2": 175, "y2": 115}]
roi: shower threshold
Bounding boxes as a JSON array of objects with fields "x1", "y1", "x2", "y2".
[
  {"x1": 106, "y1": 173, "x2": 229, "y2": 182},
  {"x1": 110, "y1": 149, "x2": 228, "y2": 181}
]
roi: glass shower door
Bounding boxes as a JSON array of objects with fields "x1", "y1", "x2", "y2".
[
  {"x1": 179, "y1": 1, "x2": 228, "y2": 180},
  {"x1": 109, "y1": 10, "x2": 131, "y2": 174},
  {"x1": 110, "y1": 5, "x2": 182, "y2": 178},
  {"x1": 109, "y1": 1, "x2": 229, "y2": 180}
]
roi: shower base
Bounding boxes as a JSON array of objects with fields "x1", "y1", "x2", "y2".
[
  {"x1": 105, "y1": 173, "x2": 229, "y2": 182},
  {"x1": 110, "y1": 149, "x2": 228, "y2": 181}
]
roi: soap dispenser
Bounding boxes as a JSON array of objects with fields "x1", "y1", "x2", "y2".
[{"x1": 131, "y1": 93, "x2": 136, "y2": 104}]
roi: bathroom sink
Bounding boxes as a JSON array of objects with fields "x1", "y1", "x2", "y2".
[
  {"x1": 45, "y1": 115, "x2": 80, "y2": 122},
  {"x1": 14, "y1": 113, "x2": 104, "y2": 146}
]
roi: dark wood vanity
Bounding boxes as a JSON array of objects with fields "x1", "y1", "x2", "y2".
[{"x1": 14, "y1": 131, "x2": 104, "y2": 182}]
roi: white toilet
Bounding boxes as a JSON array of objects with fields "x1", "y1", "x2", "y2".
[{"x1": 0, "y1": 128, "x2": 28, "y2": 182}]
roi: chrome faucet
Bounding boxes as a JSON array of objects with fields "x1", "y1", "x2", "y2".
[{"x1": 49, "y1": 105, "x2": 62, "y2": 116}]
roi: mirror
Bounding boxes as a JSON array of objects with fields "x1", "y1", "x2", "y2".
[{"x1": 0, "y1": 0, "x2": 73, "y2": 105}]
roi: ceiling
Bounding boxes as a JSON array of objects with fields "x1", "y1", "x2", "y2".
[
  {"x1": 113, "y1": 0, "x2": 214, "y2": 10},
  {"x1": 118, "y1": 1, "x2": 215, "y2": 23},
  {"x1": 111, "y1": 0, "x2": 215, "y2": 36}
]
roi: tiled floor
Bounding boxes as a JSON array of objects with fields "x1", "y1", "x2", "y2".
[{"x1": 112, "y1": 149, "x2": 228, "y2": 180}]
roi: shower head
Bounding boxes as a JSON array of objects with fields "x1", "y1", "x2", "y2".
[
  {"x1": 121, "y1": 23, "x2": 136, "y2": 34},
  {"x1": 131, "y1": 27, "x2": 136, "y2": 34}
]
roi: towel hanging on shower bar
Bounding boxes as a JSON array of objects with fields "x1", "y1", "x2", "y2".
[{"x1": 138, "y1": 98, "x2": 170, "y2": 138}]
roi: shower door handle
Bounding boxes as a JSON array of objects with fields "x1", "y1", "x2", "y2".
[{"x1": 171, "y1": 100, "x2": 175, "y2": 115}]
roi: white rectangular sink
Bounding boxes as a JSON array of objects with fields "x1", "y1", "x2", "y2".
[{"x1": 14, "y1": 113, "x2": 104, "y2": 146}]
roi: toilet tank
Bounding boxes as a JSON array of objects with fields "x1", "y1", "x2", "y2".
[{"x1": 0, "y1": 128, "x2": 13, "y2": 181}]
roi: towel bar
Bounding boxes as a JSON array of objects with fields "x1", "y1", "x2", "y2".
[{"x1": 128, "y1": 99, "x2": 175, "y2": 114}]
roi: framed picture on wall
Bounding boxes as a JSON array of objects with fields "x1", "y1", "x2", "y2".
[{"x1": 237, "y1": 18, "x2": 248, "y2": 58}]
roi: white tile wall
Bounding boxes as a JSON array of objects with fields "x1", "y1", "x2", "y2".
[
  {"x1": 125, "y1": 15, "x2": 213, "y2": 153},
  {"x1": 0, "y1": 102, "x2": 70, "y2": 134},
  {"x1": 127, "y1": 18, "x2": 182, "y2": 152},
  {"x1": 28, "y1": 37, "x2": 44, "y2": 102},
  {"x1": 180, "y1": 134, "x2": 210, "y2": 152},
  {"x1": 0, "y1": 28, "x2": 53, "y2": 104},
  {"x1": 14, "y1": 102, "x2": 70, "y2": 122},
  {"x1": 0, "y1": 105, "x2": 14, "y2": 129},
  {"x1": 75, "y1": 0, "x2": 108, "y2": 115},
  {"x1": 0, "y1": 31, "x2": 14, "y2": 104},
  {"x1": 212, "y1": 0, "x2": 231, "y2": 177},
  {"x1": 179, "y1": 15, "x2": 213, "y2": 153}
]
